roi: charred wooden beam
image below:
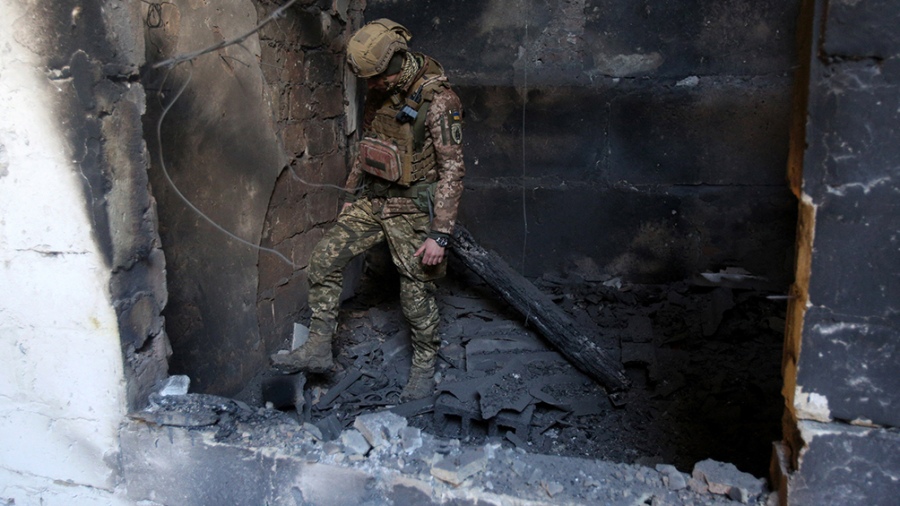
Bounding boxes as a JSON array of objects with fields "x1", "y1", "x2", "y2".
[{"x1": 451, "y1": 226, "x2": 630, "y2": 392}]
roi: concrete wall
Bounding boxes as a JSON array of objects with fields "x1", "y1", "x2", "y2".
[
  {"x1": 0, "y1": 0, "x2": 161, "y2": 503},
  {"x1": 777, "y1": 0, "x2": 900, "y2": 503},
  {"x1": 367, "y1": 0, "x2": 799, "y2": 283}
]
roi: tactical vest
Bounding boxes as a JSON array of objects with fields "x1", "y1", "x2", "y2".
[{"x1": 359, "y1": 56, "x2": 449, "y2": 188}]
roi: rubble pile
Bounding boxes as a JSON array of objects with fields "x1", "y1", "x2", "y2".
[
  {"x1": 133, "y1": 395, "x2": 771, "y2": 504},
  {"x1": 136, "y1": 261, "x2": 784, "y2": 502},
  {"x1": 239, "y1": 263, "x2": 784, "y2": 479}
]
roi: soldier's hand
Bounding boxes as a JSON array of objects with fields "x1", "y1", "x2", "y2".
[{"x1": 415, "y1": 238, "x2": 445, "y2": 266}]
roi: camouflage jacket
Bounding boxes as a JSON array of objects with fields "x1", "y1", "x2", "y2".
[{"x1": 344, "y1": 55, "x2": 465, "y2": 238}]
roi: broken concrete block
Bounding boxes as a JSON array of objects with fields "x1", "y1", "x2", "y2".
[
  {"x1": 302, "y1": 422, "x2": 323, "y2": 441},
  {"x1": 692, "y1": 459, "x2": 766, "y2": 503},
  {"x1": 400, "y1": 426, "x2": 422, "y2": 453},
  {"x1": 158, "y1": 375, "x2": 190, "y2": 396},
  {"x1": 353, "y1": 411, "x2": 408, "y2": 448},
  {"x1": 314, "y1": 413, "x2": 343, "y2": 442},
  {"x1": 656, "y1": 464, "x2": 687, "y2": 491},
  {"x1": 340, "y1": 429, "x2": 371, "y2": 456},
  {"x1": 430, "y1": 449, "x2": 487, "y2": 485}
]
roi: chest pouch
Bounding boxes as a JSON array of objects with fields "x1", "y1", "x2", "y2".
[{"x1": 359, "y1": 137, "x2": 402, "y2": 183}]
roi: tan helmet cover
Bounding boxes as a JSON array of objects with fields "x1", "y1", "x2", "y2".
[{"x1": 346, "y1": 19, "x2": 412, "y2": 78}]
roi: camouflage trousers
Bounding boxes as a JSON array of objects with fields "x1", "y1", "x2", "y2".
[{"x1": 307, "y1": 197, "x2": 445, "y2": 371}]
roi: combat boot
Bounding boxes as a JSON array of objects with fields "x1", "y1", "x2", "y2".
[
  {"x1": 399, "y1": 365, "x2": 435, "y2": 401},
  {"x1": 270, "y1": 333, "x2": 333, "y2": 374}
]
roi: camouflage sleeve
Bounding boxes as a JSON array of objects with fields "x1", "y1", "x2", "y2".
[
  {"x1": 426, "y1": 88, "x2": 465, "y2": 236},
  {"x1": 342, "y1": 156, "x2": 364, "y2": 201}
]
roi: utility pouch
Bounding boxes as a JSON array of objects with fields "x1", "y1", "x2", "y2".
[{"x1": 359, "y1": 138, "x2": 402, "y2": 183}]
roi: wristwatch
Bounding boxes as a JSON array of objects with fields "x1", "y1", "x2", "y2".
[{"x1": 432, "y1": 235, "x2": 449, "y2": 248}]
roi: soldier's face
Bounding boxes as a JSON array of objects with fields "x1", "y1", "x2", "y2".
[{"x1": 368, "y1": 71, "x2": 400, "y2": 92}]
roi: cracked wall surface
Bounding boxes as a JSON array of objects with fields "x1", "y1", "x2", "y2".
[{"x1": 368, "y1": 0, "x2": 800, "y2": 283}]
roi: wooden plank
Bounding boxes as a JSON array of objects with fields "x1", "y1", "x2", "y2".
[{"x1": 451, "y1": 226, "x2": 630, "y2": 392}]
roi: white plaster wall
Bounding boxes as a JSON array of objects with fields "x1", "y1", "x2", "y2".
[{"x1": 0, "y1": 2, "x2": 131, "y2": 504}]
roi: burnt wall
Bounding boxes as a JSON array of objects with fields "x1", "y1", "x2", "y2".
[
  {"x1": 143, "y1": 0, "x2": 363, "y2": 395},
  {"x1": 367, "y1": 0, "x2": 799, "y2": 283},
  {"x1": 779, "y1": 0, "x2": 900, "y2": 503},
  {"x1": 25, "y1": 0, "x2": 169, "y2": 410}
]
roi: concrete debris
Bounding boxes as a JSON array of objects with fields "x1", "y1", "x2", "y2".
[
  {"x1": 431, "y1": 449, "x2": 487, "y2": 485},
  {"x1": 158, "y1": 375, "x2": 190, "y2": 396},
  {"x1": 219, "y1": 267, "x2": 783, "y2": 504},
  {"x1": 676, "y1": 75, "x2": 700, "y2": 87},
  {"x1": 291, "y1": 322, "x2": 310, "y2": 350},
  {"x1": 400, "y1": 426, "x2": 423, "y2": 453},
  {"x1": 692, "y1": 459, "x2": 767, "y2": 503},
  {"x1": 656, "y1": 464, "x2": 688, "y2": 491},
  {"x1": 340, "y1": 429, "x2": 372, "y2": 456},
  {"x1": 313, "y1": 413, "x2": 343, "y2": 442},
  {"x1": 353, "y1": 411, "x2": 408, "y2": 448},
  {"x1": 302, "y1": 422, "x2": 323, "y2": 441}
]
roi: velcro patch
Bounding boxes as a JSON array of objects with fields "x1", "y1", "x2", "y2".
[{"x1": 448, "y1": 110, "x2": 463, "y2": 145}]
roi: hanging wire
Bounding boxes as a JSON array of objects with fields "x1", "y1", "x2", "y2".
[
  {"x1": 154, "y1": 65, "x2": 299, "y2": 268},
  {"x1": 147, "y1": 0, "x2": 364, "y2": 269},
  {"x1": 151, "y1": 0, "x2": 300, "y2": 69}
]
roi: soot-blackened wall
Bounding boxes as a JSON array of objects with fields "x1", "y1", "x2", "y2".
[
  {"x1": 143, "y1": 0, "x2": 362, "y2": 395},
  {"x1": 367, "y1": 0, "x2": 800, "y2": 284}
]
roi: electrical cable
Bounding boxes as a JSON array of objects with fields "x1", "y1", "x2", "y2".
[
  {"x1": 154, "y1": 65, "x2": 299, "y2": 268},
  {"x1": 151, "y1": 0, "x2": 300, "y2": 69}
]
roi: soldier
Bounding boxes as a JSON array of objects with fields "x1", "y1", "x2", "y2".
[{"x1": 271, "y1": 19, "x2": 465, "y2": 401}]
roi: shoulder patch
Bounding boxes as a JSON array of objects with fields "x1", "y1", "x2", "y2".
[{"x1": 449, "y1": 109, "x2": 463, "y2": 145}]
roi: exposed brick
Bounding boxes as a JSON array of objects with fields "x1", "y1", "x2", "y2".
[
  {"x1": 311, "y1": 85, "x2": 345, "y2": 118},
  {"x1": 305, "y1": 189, "x2": 339, "y2": 227},
  {"x1": 282, "y1": 121, "x2": 308, "y2": 156},
  {"x1": 285, "y1": 52, "x2": 306, "y2": 87},
  {"x1": 319, "y1": 150, "x2": 351, "y2": 188},
  {"x1": 306, "y1": 52, "x2": 342, "y2": 86},
  {"x1": 290, "y1": 227, "x2": 325, "y2": 269},
  {"x1": 295, "y1": 8, "x2": 327, "y2": 48},
  {"x1": 288, "y1": 85, "x2": 315, "y2": 121},
  {"x1": 305, "y1": 119, "x2": 338, "y2": 156},
  {"x1": 272, "y1": 272, "x2": 310, "y2": 344},
  {"x1": 266, "y1": 84, "x2": 285, "y2": 122},
  {"x1": 257, "y1": 243, "x2": 293, "y2": 291},
  {"x1": 258, "y1": 42, "x2": 285, "y2": 83}
]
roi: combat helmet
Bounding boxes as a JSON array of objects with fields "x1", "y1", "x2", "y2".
[{"x1": 346, "y1": 19, "x2": 412, "y2": 78}]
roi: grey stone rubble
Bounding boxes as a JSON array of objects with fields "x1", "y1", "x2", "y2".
[
  {"x1": 246, "y1": 269, "x2": 783, "y2": 479},
  {"x1": 202, "y1": 265, "x2": 784, "y2": 503},
  {"x1": 125, "y1": 398, "x2": 773, "y2": 505}
]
